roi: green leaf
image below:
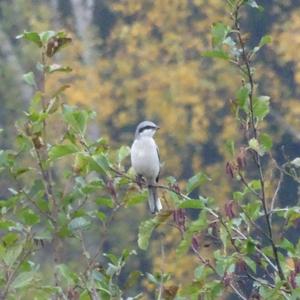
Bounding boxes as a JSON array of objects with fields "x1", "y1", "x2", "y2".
[
  {"x1": 124, "y1": 191, "x2": 147, "y2": 207},
  {"x1": 179, "y1": 199, "x2": 204, "y2": 209},
  {"x1": 62, "y1": 105, "x2": 92, "y2": 134},
  {"x1": 16, "y1": 134, "x2": 32, "y2": 152},
  {"x1": 244, "y1": 257, "x2": 257, "y2": 273},
  {"x1": 0, "y1": 150, "x2": 9, "y2": 168},
  {"x1": 16, "y1": 31, "x2": 42, "y2": 47},
  {"x1": 92, "y1": 153, "x2": 111, "y2": 174},
  {"x1": 23, "y1": 72, "x2": 37, "y2": 88},
  {"x1": 138, "y1": 212, "x2": 172, "y2": 250},
  {"x1": 208, "y1": 281, "x2": 223, "y2": 298},
  {"x1": 236, "y1": 86, "x2": 249, "y2": 111},
  {"x1": 202, "y1": 50, "x2": 229, "y2": 60},
  {"x1": 187, "y1": 172, "x2": 210, "y2": 194},
  {"x1": 3, "y1": 244, "x2": 23, "y2": 266},
  {"x1": 253, "y1": 35, "x2": 272, "y2": 54},
  {"x1": 291, "y1": 288, "x2": 300, "y2": 300},
  {"x1": 46, "y1": 64, "x2": 72, "y2": 73},
  {"x1": 244, "y1": 200, "x2": 261, "y2": 220},
  {"x1": 80, "y1": 290, "x2": 95, "y2": 300},
  {"x1": 0, "y1": 220, "x2": 15, "y2": 230},
  {"x1": 117, "y1": 145, "x2": 131, "y2": 164},
  {"x1": 225, "y1": 139, "x2": 235, "y2": 157},
  {"x1": 248, "y1": 138, "x2": 260, "y2": 153},
  {"x1": 249, "y1": 137, "x2": 267, "y2": 156},
  {"x1": 95, "y1": 197, "x2": 114, "y2": 208},
  {"x1": 124, "y1": 271, "x2": 142, "y2": 290},
  {"x1": 215, "y1": 252, "x2": 235, "y2": 277},
  {"x1": 211, "y1": 22, "x2": 231, "y2": 47},
  {"x1": 120, "y1": 248, "x2": 137, "y2": 264},
  {"x1": 279, "y1": 238, "x2": 295, "y2": 254},
  {"x1": 146, "y1": 272, "x2": 160, "y2": 285},
  {"x1": 138, "y1": 219, "x2": 157, "y2": 250},
  {"x1": 245, "y1": 239, "x2": 256, "y2": 254},
  {"x1": 56, "y1": 264, "x2": 77, "y2": 285},
  {"x1": 248, "y1": 179, "x2": 261, "y2": 190},
  {"x1": 220, "y1": 226, "x2": 228, "y2": 252},
  {"x1": 259, "y1": 133, "x2": 272, "y2": 152},
  {"x1": 253, "y1": 96, "x2": 270, "y2": 120},
  {"x1": 39, "y1": 31, "x2": 56, "y2": 43},
  {"x1": 68, "y1": 217, "x2": 91, "y2": 231},
  {"x1": 233, "y1": 191, "x2": 245, "y2": 201},
  {"x1": 259, "y1": 35, "x2": 272, "y2": 47},
  {"x1": 103, "y1": 252, "x2": 118, "y2": 264},
  {"x1": 96, "y1": 211, "x2": 106, "y2": 222},
  {"x1": 194, "y1": 265, "x2": 213, "y2": 281},
  {"x1": 188, "y1": 211, "x2": 207, "y2": 233},
  {"x1": 2, "y1": 232, "x2": 19, "y2": 246},
  {"x1": 11, "y1": 272, "x2": 35, "y2": 289},
  {"x1": 179, "y1": 281, "x2": 202, "y2": 297},
  {"x1": 19, "y1": 208, "x2": 40, "y2": 225},
  {"x1": 176, "y1": 237, "x2": 191, "y2": 256},
  {"x1": 49, "y1": 144, "x2": 78, "y2": 160}
]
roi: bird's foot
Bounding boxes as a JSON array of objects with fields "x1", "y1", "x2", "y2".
[{"x1": 136, "y1": 174, "x2": 146, "y2": 189}]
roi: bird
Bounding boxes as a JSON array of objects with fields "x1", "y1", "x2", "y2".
[{"x1": 131, "y1": 121, "x2": 162, "y2": 214}]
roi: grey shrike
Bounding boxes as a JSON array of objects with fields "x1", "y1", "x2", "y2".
[{"x1": 131, "y1": 121, "x2": 162, "y2": 214}]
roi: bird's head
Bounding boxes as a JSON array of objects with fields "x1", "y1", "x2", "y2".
[{"x1": 135, "y1": 120, "x2": 160, "y2": 138}]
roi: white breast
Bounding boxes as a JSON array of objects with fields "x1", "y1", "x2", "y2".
[{"x1": 131, "y1": 137, "x2": 160, "y2": 182}]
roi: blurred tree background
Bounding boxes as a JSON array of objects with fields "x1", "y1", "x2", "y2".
[{"x1": 0, "y1": 0, "x2": 300, "y2": 298}]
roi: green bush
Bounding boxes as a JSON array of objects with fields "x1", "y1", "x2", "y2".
[{"x1": 1, "y1": 1, "x2": 300, "y2": 299}]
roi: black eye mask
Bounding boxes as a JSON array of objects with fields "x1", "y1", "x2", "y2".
[{"x1": 138, "y1": 125, "x2": 156, "y2": 133}]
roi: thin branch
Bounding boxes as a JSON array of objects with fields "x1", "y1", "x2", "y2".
[
  {"x1": 1, "y1": 234, "x2": 35, "y2": 299},
  {"x1": 9, "y1": 170, "x2": 56, "y2": 223},
  {"x1": 239, "y1": 204, "x2": 272, "y2": 242},
  {"x1": 191, "y1": 244, "x2": 247, "y2": 300},
  {"x1": 21, "y1": 188, "x2": 56, "y2": 223},
  {"x1": 270, "y1": 171, "x2": 284, "y2": 220},
  {"x1": 271, "y1": 156, "x2": 300, "y2": 184},
  {"x1": 237, "y1": 172, "x2": 273, "y2": 242},
  {"x1": 232, "y1": 4, "x2": 286, "y2": 283},
  {"x1": 82, "y1": 203, "x2": 123, "y2": 277},
  {"x1": 238, "y1": 172, "x2": 263, "y2": 201},
  {"x1": 220, "y1": 216, "x2": 289, "y2": 294},
  {"x1": 35, "y1": 46, "x2": 61, "y2": 298},
  {"x1": 229, "y1": 282, "x2": 248, "y2": 300},
  {"x1": 231, "y1": 227, "x2": 278, "y2": 272}
]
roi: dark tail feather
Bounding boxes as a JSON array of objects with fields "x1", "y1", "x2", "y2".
[{"x1": 148, "y1": 186, "x2": 162, "y2": 214}]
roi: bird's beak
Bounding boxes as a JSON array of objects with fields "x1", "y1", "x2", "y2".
[{"x1": 156, "y1": 126, "x2": 160, "y2": 130}]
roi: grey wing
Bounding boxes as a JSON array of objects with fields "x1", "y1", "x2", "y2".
[{"x1": 156, "y1": 145, "x2": 160, "y2": 183}]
